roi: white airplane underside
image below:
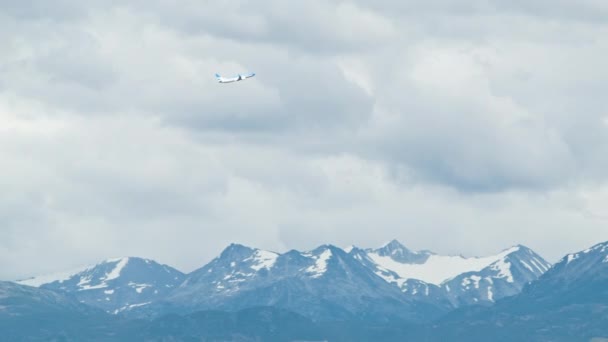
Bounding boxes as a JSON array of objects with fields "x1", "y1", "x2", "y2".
[{"x1": 215, "y1": 72, "x2": 255, "y2": 83}]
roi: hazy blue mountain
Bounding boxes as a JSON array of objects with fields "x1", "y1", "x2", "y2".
[
  {"x1": 349, "y1": 245, "x2": 452, "y2": 309},
  {"x1": 441, "y1": 245, "x2": 551, "y2": 307},
  {"x1": 0, "y1": 285, "x2": 416, "y2": 342},
  {"x1": 17, "y1": 257, "x2": 185, "y2": 315},
  {"x1": 0, "y1": 281, "x2": 123, "y2": 341},
  {"x1": 367, "y1": 239, "x2": 433, "y2": 264},
  {"x1": 3, "y1": 240, "x2": 608, "y2": 341},
  {"x1": 0, "y1": 282, "x2": 413, "y2": 342},
  {"x1": 137, "y1": 306, "x2": 325, "y2": 342},
  {"x1": 353, "y1": 240, "x2": 550, "y2": 307},
  {"x1": 151, "y1": 243, "x2": 448, "y2": 322},
  {"x1": 0, "y1": 280, "x2": 92, "y2": 316},
  {"x1": 13, "y1": 240, "x2": 550, "y2": 325},
  {"x1": 426, "y1": 241, "x2": 608, "y2": 341},
  {"x1": 133, "y1": 306, "x2": 430, "y2": 342}
]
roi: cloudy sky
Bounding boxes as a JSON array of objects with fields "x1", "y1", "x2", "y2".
[{"x1": 1, "y1": 1, "x2": 607, "y2": 279}]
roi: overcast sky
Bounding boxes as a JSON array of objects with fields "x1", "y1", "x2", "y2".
[{"x1": 1, "y1": 1, "x2": 607, "y2": 279}]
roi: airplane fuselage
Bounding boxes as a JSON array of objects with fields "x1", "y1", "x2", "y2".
[{"x1": 216, "y1": 73, "x2": 255, "y2": 83}]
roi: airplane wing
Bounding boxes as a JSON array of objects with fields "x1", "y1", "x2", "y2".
[{"x1": 242, "y1": 72, "x2": 256, "y2": 79}]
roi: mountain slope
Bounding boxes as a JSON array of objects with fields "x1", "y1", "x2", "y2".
[
  {"x1": 11, "y1": 240, "x2": 551, "y2": 325},
  {"x1": 154, "y1": 244, "x2": 449, "y2": 322},
  {"x1": 0, "y1": 281, "x2": 121, "y2": 341},
  {"x1": 17, "y1": 257, "x2": 185, "y2": 314},
  {"x1": 354, "y1": 240, "x2": 550, "y2": 306},
  {"x1": 426, "y1": 240, "x2": 608, "y2": 341},
  {"x1": 441, "y1": 245, "x2": 550, "y2": 306},
  {"x1": 137, "y1": 307, "x2": 325, "y2": 342},
  {"x1": 0, "y1": 281, "x2": 92, "y2": 316}
]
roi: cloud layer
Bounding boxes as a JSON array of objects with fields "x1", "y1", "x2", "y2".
[{"x1": 1, "y1": 1, "x2": 607, "y2": 279}]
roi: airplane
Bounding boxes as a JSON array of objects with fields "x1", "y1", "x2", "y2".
[{"x1": 215, "y1": 72, "x2": 256, "y2": 83}]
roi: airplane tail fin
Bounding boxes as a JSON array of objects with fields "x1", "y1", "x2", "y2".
[{"x1": 215, "y1": 74, "x2": 221, "y2": 79}]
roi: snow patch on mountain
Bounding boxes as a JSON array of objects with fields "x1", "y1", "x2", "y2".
[
  {"x1": 367, "y1": 246, "x2": 520, "y2": 285},
  {"x1": 75, "y1": 257, "x2": 132, "y2": 291},
  {"x1": 113, "y1": 301, "x2": 151, "y2": 315},
  {"x1": 462, "y1": 275, "x2": 481, "y2": 289},
  {"x1": 16, "y1": 265, "x2": 93, "y2": 288},
  {"x1": 247, "y1": 250, "x2": 279, "y2": 271},
  {"x1": 528, "y1": 256, "x2": 550, "y2": 272},
  {"x1": 129, "y1": 282, "x2": 152, "y2": 293},
  {"x1": 520, "y1": 260, "x2": 534, "y2": 272},
  {"x1": 375, "y1": 269, "x2": 402, "y2": 285},
  {"x1": 558, "y1": 242, "x2": 608, "y2": 268},
  {"x1": 306, "y1": 249, "x2": 333, "y2": 278},
  {"x1": 583, "y1": 242, "x2": 608, "y2": 254},
  {"x1": 566, "y1": 254, "x2": 579, "y2": 264},
  {"x1": 489, "y1": 258, "x2": 514, "y2": 283},
  {"x1": 105, "y1": 257, "x2": 129, "y2": 281}
]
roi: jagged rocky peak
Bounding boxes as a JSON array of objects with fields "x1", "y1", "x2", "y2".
[
  {"x1": 501, "y1": 245, "x2": 551, "y2": 274},
  {"x1": 368, "y1": 239, "x2": 432, "y2": 264},
  {"x1": 543, "y1": 240, "x2": 608, "y2": 284},
  {"x1": 184, "y1": 243, "x2": 281, "y2": 288},
  {"x1": 219, "y1": 243, "x2": 256, "y2": 259},
  {"x1": 308, "y1": 244, "x2": 345, "y2": 256},
  {"x1": 220, "y1": 243, "x2": 279, "y2": 267},
  {"x1": 560, "y1": 241, "x2": 608, "y2": 266},
  {"x1": 300, "y1": 245, "x2": 346, "y2": 279}
]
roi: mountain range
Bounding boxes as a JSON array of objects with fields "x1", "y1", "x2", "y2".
[
  {"x1": 6, "y1": 239, "x2": 608, "y2": 341},
  {"x1": 16, "y1": 240, "x2": 548, "y2": 321}
]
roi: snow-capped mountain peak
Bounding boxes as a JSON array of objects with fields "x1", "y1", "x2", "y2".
[
  {"x1": 17, "y1": 257, "x2": 134, "y2": 289},
  {"x1": 439, "y1": 245, "x2": 551, "y2": 306},
  {"x1": 219, "y1": 243, "x2": 255, "y2": 259},
  {"x1": 246, "y1": 249, "x2": 279, "y2": 271},
  {"x1": 181, "y1": 244, "x2": 282, "y2": 295},
  {"x1": 76, "y1": 257, "x2": 131, "y2": 290},
  {"x1": 368, "y1": 240, "x2": 432, "y2": 264},
  {"x1": 17, "y1": 264, "x2": 95, "y2": 288},
  {"x1": 13, "y1": 241, "x2": 554, "y2": 321},
  {"x1": 548, "y1": 241, "x2": 608, "y2": 283},
  {"x1": 560, "y1": 241, "x2": 608, "y2": 266},
  {"x1": 379, "y1": 239, "x2": 409, "y2": 251},
  {"x1": 212, "y1": 244, "x2": 279, "y2": 272},
  {"x1": 355, "y1": 241, "x2": 551, "y2": 307},
  {"x1": 343, "y1": 245, "x2": 356, "y2": 253},
  {"x1": 305, "y1": 247, "x2": 333, "y2": 279},
  {"x1": 104, "y1": 257, "x2": 129, "y2": 279},
  {"x1": 17, "y1": 257, "x2": 185, "y2": 314},
  {"x1": 165, "y1": 243, "x2": 434, "y2": 323}
]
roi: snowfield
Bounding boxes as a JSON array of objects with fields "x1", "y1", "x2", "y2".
[{"x1": 367, "y1": 246, "x2": 520, "y2": 285}]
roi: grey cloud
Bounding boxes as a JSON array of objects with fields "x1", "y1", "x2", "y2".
[
  {"x1": 361, "y1": 78, "x2": 577, "y2": 192},
  {"x1": 1, "y1": 13, "x2": 374, "y2": 137},
  {"x1": 0, "y1": 0, "x2": 88, "y2": 21},
  {"x1": 1, "y1": 1, "x2": 606, "y2": 193},
  {"x1": 356, "y1": 0, "x2": 608, "y2": 22},
  {"x1": 0, "y1": 0, "x2": 607, "y2": 280},
  {"x1": 133, "y1": 0, "x2": 396, "y2": 54}
]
